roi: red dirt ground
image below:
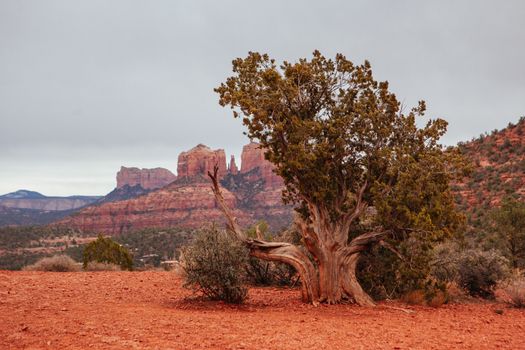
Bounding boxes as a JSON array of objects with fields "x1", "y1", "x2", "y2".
[{"x1": 1, "y1": 271, "x2": 524, "y2": 349}]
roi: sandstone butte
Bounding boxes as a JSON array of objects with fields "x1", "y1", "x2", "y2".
[
  {"x1": 116, "y1": 167, "x2": 176, "y2": 190},
  {"x1": 57, "y1": 142, "x2": 292, "y2": 233}
]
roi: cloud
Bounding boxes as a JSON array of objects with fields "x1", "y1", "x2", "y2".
[{"x1": 1, "y1": 0, "x2": 524, "y2": 195}]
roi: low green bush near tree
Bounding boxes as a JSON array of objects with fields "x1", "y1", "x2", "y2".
[{"x1": 83, "y1": 234, "x2": 133, "y2": 271}]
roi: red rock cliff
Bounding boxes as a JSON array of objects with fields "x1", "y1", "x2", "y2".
[
  {"x1": 116, "y1": 167, "x2": 176, "y2": 190},
  {"x1": 177, "y1": 144, "x2": 227, "y2": 179},
  {"x1": 55, "y1": 142, "x2": 292, "y2": 233},
  {"x1": 240, "y1": 142, "x2": 283, "y2": 188},
  {"x1": 58, "y1": 178, "x2": 248, "y2": 233},
  {"x1": 228, "y1": 155, "x2": 239, "y2": 175}
]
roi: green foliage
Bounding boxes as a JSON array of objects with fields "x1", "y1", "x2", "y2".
[
  {"x1": 182, "y1": 226, "x2": 248, "y2": 303},
  {"x1": 83, "y1": 234, "x2": 133, "y2": 271},
  {"x1": 490, "y1": 198, "x2": 525, "y2": 268},
  {"x1": 216, "y1": 51, "x2": 465, "y2": 230},
  {"x1": 358, "y1": 234, "x2": 443, "y2": 300},
  {"x1": 23, "y1": 254, "x2": 80, "y2": 272},
  {"x1": 0, "y1": 225, "x2": 83, "y2": 251}
]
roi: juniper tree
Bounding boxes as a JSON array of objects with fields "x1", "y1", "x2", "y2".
[{"x1": 212, "y1": 51, "x2": 466, "y2": 305}]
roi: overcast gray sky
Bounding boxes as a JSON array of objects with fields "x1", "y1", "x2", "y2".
[{"x1": 1, "y1": 0, "x2": 524, "y2": 196}]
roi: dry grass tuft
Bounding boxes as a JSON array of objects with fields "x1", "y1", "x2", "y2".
[
  {"x1": 503, "y1": 278, "x2": 525, "y2": 308},
  {"x1": 427, "y1": 290, "x2": 447, "y2": 308},
  {"x1": 445, "y1": 282, "x2": 469, "y2": 303},
  {"x1": 23, "y1": 255, "x2": 80, "y2": 272},
  {"x1": 401, "y1": 290, "x2": 426, "y2": 305}
]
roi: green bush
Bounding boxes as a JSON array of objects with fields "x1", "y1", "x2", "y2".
[
  {"x1": 83, "y1": 234, "x2": 133, "y2": 271},
  {"x1": 23, "y1": 255, "x2": 80, "y2": 272},
  {"x1": 182, "y1": 226, "x2": 248, "y2": 303},
  {"x1": 431, "y1": 243, "x2": 509, "y2": 299},
  {"x1": 358, "y1": 235, "x2": 439, "y2": 301},
  {"x1": 456, "y1": 249, "x2": 509, "y2": 298}
]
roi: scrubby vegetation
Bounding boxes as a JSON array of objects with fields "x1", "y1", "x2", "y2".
[
  {"x1": 456, "y1": 117, "x2": 525, "y2": 225},
  {"x1": 0, "y1": 225, "x2": 85, "y2": 251},
  {"x1": 182, "y1": 226, "x2": 248, "y2": 303},
  {"x1": 115, "y1": 227, "x2": 193, "y2": 268},
  {"x1": 0, "y1": 226, "x2": 193, "y2": 270},
  {"x1": 455, "y1": 249, "x2": 509, "y2": 298},
  {"x1": 83, "y1": 235, "x2": 133, "y2": 271},
  {"x1": 23, "y1": 254, "x2": 80, "y2": 272}
]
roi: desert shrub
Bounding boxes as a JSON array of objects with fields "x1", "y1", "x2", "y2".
[
  {"x1": 456, "y1": 249, "x2": 509, "y2": 298},
  {"x1": 182, "y1": 226, "x2": 248, "y2": 303},
  {"x1": 84, "y1": 261, "x2": 122, "y2": 271},
  {"x1": 431, "y1": 243, "x2": 510, "y2": 299},
  {"x1": 23, "y1": 255, "x2": 80, "y2": 272},
  {"x1": 503, "y1": 278, "x2": 525, "y2": 308},
  {"x1": 358, "y1": 235, "x2": 440, "y2": 301},
  {"x1": 83, "y1": 234, "x2": 133, "y2": 271},
  {"x1": 431, "y1": 242, "x2": 462, "y2": 282}
]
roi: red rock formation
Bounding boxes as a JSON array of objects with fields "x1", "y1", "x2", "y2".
[
  {"x1": 240, "y1": 142, "x2": 283, "y2": 188},
  {"x1": 58, "y1": 179, "x2": 249, "y2": 233},
  {"x1": 177, "y1": 144, "x2": 227, "y2": 179},
  {"x1": 116, "y1": 167, "x2": 176, "y2": 190},
  {"x1": 55, "y1": 142, "x2": 293, "y2": 233},
  {"x1": 228, "y1": 155, "x2": 239, "y2": 175}
]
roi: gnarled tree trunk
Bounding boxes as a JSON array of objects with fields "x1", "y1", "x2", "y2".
[{"x1": 208, "y1": 167, "x2": 384, "y2": 306}]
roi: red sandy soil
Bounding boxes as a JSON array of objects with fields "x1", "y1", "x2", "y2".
[{"x1": 1, "y1": 271, "x2": 524, "y2": 350}]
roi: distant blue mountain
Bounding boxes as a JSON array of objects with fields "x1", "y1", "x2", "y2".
[
  {"x1": 0, "y1": 190, "x2": 101, "y2": 201},
  {"x1": 0, "y1": 190, "x2": 47, "y2": 199}
]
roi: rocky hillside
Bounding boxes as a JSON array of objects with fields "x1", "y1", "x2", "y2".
[
  {"x1": 454, "y1": 117, "x2": 525, "y2": 223},
  {"x1": 57, "y1": 143, "x2": 292, "y2": 233}
]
